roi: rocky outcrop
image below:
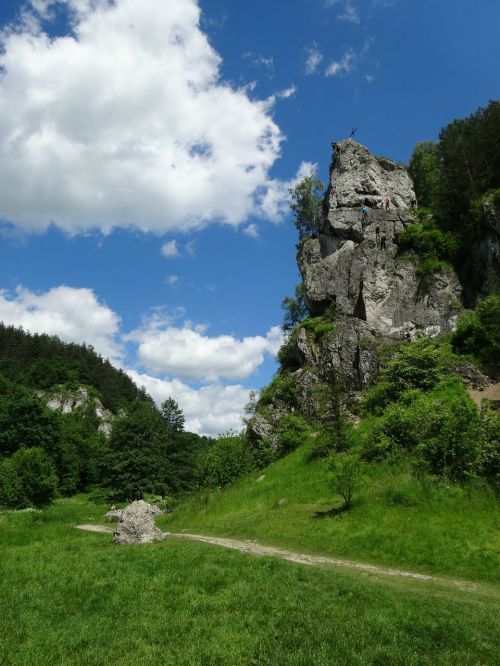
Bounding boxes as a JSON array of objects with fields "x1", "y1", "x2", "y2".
[
  {"x1": 249, "y1": 139, "x2": 464, "y2": 446},
  {"x1": 326, "y1": 139, "x2": 417, "y2": 211},
  {"x1": 39, "y1": 385, "x2": 114, "y2": 436},
  {"x1": 300, "y1": 140, "x2": 462, "y2": 336},
  {"x1": 105, "y1": 508, "x2": 123, "y2": 522},
  {"x1": 113, "y1": 500, "x2": 166, "y2": 545}
]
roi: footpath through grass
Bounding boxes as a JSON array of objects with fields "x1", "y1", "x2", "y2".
[
  {"x1": 1, "y1": 498, "x2": 499, "y2": 665},
  {"x1": 161, "y1": 444, "x2": 500, "y2": 586}
]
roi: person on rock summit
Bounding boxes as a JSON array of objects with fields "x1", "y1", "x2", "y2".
[{"x1": 385, "y1": 198, "x2": 391, "y2": 209}]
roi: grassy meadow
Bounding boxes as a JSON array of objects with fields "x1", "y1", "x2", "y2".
[{"x1": 1, "y1": 497, "x2": 500, "y2": 665}]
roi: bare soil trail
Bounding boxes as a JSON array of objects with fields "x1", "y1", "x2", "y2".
[
  {"x1": 468, "y1": 381, "x2": 500, "y2": 407},
  {"x1": 74, "y1": 524, "x2": 500, "y2": 599},
  {"x1": 75, "y1": 524, "x2": 113, "y2": 534}
]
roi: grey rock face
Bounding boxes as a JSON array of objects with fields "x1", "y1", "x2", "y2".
[
  {"x1": 40, "y1": 386, "x2": 115, "y2": 437},
  {"x1": 327, "y1": 138, "x2": 417, "y2": 210},
  {"x1": 113, "y1": 500, "x2": 166, "y2": 545},
  {"x1": 105, "y1": 509, "x2": 123, "y2": 522},
  {"x1": 294, "y1": 318, "x2": 379, "y2": 391},
  {"x1": 299, "y1": 141, "x2": 462, "y2": 337}
]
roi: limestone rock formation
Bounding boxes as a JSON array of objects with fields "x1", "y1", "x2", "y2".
[
  {"x1": 39, "y1": 385, "x2": 115, "y2": 436},
  {"x1": 104, "y1": 508, "x2": 123, "y2": 522},
  {"x1": 248, "y1": 139, "x2": 464, "y2": 444},
  {"x1": 326, "y1": 138, "x2": 417, "y2": 211},
  {"x1": 300, "y1": 139, "x2": 461, "y2": 336},
  {"x1": 113, "y1": 500, "x2": 166, "y2": 545}
]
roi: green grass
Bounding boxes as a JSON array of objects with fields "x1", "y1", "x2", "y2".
[
  {"x1": 161, "y1": 444, "x2": 500, "y2": 586},
  {"x1": 1, "y1": 498, "x2": 499, "y2": 665}
]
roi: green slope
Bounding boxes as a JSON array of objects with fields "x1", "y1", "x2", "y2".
[{"x1": 160, "y1": 442, "x2": 500, "y2": 585}]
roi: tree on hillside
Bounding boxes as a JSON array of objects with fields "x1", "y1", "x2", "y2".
[
  {"x1": 408, "y1": 141, "x2": 440, "y2": 209},
  {"x1": 289, "y1": 174, "x2": 325, "y2": 240},
  {"x1": 436, "y1": 100, "x2": 500, "y2": 228},
  {"x1": 161, "y1": 397, "x2": 185, "y2": 434},
  {"x1": 0, "y1": 377, "x2": 63, "y2": 466},
  {"x1": 281, "y1": 283, "x2": 308, "y2": 331},
  {"x1": 101, "y1": 401, "x2": 170, "y2": 500}
]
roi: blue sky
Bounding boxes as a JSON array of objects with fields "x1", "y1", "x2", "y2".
[{"x1": 0, "y1": 0, "x2": 498, "y2": 435}]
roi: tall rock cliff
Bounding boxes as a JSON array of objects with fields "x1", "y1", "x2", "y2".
[
  {"x1": 300, "y1": 139, "x2": 460, "y2": 338},
  {"x1": 249, "y1": 140, "x2": 463, "y2": 442}
]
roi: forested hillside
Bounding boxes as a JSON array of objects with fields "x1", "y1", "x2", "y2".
[
  {"x1": 0, "y1": 323, "x2": 148, "y2": 410},
  {"x1": 0, "y1": 325, "x2": 215, "y2": 508}
]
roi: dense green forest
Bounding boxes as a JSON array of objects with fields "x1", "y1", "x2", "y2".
[{"x1": 406, "y1": 100, "x2": 500, "y2": 302}]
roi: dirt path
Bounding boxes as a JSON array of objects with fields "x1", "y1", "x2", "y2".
[
  {"x1": 75, "y1": 524, "x2": 113, "y2": 533},
  {"x1": 75, "y1": 524, "x2": 499, "y2": 598},
  {"x1": 174, "y1": 533, "x2": 496, "y2": 595},
  {"x1": 468, "y1": 381, "x2": 500, "y2": 407}
]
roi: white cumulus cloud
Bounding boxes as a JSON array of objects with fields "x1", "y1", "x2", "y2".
[
  {"x1": 0, "y1": 285, "x2": 122, "y2": 360},
  {"x1": 127, "y1": 371, "x2": 252, "y2": 436},
  {"x1": 258, "y1": 161, "x2": 317, "y2": 222},
  {"x1": 243, "y1": 223, "x2": 259, "y2": 238},
  {"x1": 0, "y1": 0, "x2": 285, "y2": 234},
  {"x1": 128, "y1": 319, "x2": 283, "y2": 382},
  {"x1": 337, "y1": 4, "x2": 360, "y2": 23}
]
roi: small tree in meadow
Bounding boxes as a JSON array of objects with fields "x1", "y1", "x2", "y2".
[{"x1": 327, "y1": 452, "x2": 363, "y2": 510}]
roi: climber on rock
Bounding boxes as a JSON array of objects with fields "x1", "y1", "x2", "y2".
[
  {"x1": 375, "y1": 224, "x2": 380, "y2": 245},
  {"x1": 380, "y1": 232, "x2": 387, "y2": 250},
  {"x1": 361, "y1": 205, "x2": 369, "y2": 226},
  {"x1": 332, "y1": 141, "x2": 342, "y2": 154},
  {"x1": 385, "y1": 198, "x2": 390, "y2": 210}
]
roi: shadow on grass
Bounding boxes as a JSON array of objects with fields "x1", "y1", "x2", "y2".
[{"x1": 313, "y1": 503, "x2": 352, "y2": 519}]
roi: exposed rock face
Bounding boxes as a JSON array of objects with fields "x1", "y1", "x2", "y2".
[
  {"x1": 113, "y1": 500, "x2": 166, "y2": 545},
  {"x1": 104, "y1": 509, "x2": 123, "y2": 522},
  {"x1": 299, "y1": 140, "x2": 462, "y2": 337},
  {"x1": 40, "y1": 386, "x2": 114, "y2": 437},
  {"x1": 326, "y1": 138, "x2": 417, "y2": 211}
]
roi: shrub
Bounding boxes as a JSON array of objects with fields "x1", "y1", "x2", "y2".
[
  {"x1": 258, "y1": 373, "x2": 298, "y2": 408},
  {"x1": 277, "y1": 328, "x2": 301, "y2": 372},
  {"x1": 397, "y1": 216, "x2": 457, "y2": 261},
  {"x1": 364, "y1": 386, "x2": 484, "y2": 482},
  {"x1": 276, "y1": 414, "x2": 310, "y2": 455},
  {"x1": 200, "y1": 433, "x2": 253, "y2": 488},
  {"x1": 310, "y1": 418, "x2": 354, "y2": 459},
  {"x1": 414, "y1": 397, "x2": 483, "y2": 482},
  {"x1": 452, "y1": 294, "x2": 500, "y2": 375},
  {"x1": 0, "y1": 447, "x2": 58, "y2": 508},
  {"x1": 301, "y1": 317, "x2": 335, "y2": 340},
  {"x1": 363, "y1": 340, "x2": 441, "y2": 411},
  {"x1": 480, "y1": 407, "x2": 500, "y2": 490}
]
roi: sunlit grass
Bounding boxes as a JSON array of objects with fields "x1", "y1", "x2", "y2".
[{"x1": 1, "y1": 498, "x2": 499, "y2": 665}]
